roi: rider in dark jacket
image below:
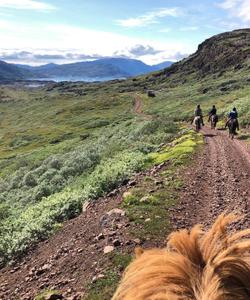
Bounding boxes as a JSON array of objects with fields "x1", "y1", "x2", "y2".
[{"x1": 208, "y1": 105, "x2": 217, "y2": 121}]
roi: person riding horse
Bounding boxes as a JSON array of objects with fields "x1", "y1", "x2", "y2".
[
  {"x1": 226, "y1": 107, "x2": 239, "y2": 130},
  {"x1": 194, "y1": 105, "x2": 204, "y2": 126},
  {"x1": 208, "y1": 105, "x2": 218, "y2": 129},
  {"x1": 225, "y1": 107, "x2": 239, "y2": 138},
  {"x1": 208, "y1": 105, "x2": 217, "y2": 121}
]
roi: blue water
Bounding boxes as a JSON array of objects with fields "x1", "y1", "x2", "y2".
[{"x1": 32, "y1": 76, "x2": 126, "y2": 82}]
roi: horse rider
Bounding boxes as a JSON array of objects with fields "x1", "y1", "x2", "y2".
[
  {"x1": 194, "y1": 104, "x2": 204, "y2": 126},
  {"x1": 226, "y1": 107, "x2": 239, "y2": 130},
  {"x1": 208, "y1": 105, "x2": 217, "y2": 121}
]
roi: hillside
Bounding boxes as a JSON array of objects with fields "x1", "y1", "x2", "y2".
[
  {"x1": 0, "y1": 29, "x2": 250, "y2": 299},
  {"x1": 152, "y1": 28, "x2": 250, "y2": 80},
  {"x1": 0, "y1": 60, "x2": 32, "y2": 81}
]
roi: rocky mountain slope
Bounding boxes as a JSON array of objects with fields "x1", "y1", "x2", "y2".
[{"x1": 151, "y1": 29, "x2": 250, "y2": 81}]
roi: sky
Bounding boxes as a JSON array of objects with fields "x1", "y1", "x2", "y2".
[{"x1": 0, "y1": 0, "x2": 249, "y2": 65}]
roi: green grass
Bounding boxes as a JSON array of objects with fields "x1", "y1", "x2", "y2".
[
  {"x1": 123, "y1": 130, "x2": 203, "y2": 240},
  {"x1": 34, "y1": 289, "x2": 61, "y2": 300},
  {"x1": 0, "y1": 86, "x2": 180, "y2": 264},
  {"x1": 84, "y1": 129, "x2": 203, "y2": 299},
  {"x1": 85, "y1": 253, "x2": 132, "y2": 300},
  {"x1": 0, "y1": 54, "x2": 249, "y2": 266}
]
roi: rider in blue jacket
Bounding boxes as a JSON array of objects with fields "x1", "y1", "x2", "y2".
[{"x1": 227, "y1": 107, "x2": 239, "y2": 130}]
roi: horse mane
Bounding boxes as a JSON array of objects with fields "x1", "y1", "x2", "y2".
[{"x1": 112, "y1": 213, "x2": 250, "y2": 300}]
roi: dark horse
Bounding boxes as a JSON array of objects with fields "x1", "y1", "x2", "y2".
[
  {"x1": 227, "y1": 119, "x2": 237, "y2": 139},
  {"x1": 210, "y1": 114, "x2": 218, "y2": 129}
]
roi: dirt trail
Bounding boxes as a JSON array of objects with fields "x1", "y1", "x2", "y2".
[
  {"x1": 172, "y1": 127, "x2": 250, "y2": 230},
  {"x1": 133, "y1": 95, "x2": 152, "y2": 120},
  {"x1": 0, "y1": 126, "x2": 249, "y2": 299}
]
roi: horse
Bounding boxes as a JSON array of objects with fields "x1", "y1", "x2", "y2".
[
  {"x1": 194, "y1": 116, "x2": 202, "y2": 132},
  {"x1": 210, "y1": 114, "x2": 218, "y2": 129},
  {"x1": 113, "y1": 213, "x2": 250, "y2": 300},
  {"x1": 227, "y1": 118, "x2": 237, "y2": 139}
]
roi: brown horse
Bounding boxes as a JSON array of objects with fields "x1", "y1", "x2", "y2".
[
  {"x1": 227, "y1": 119, "x2": 237, "y2": 139},
  {"x1": 113, "y1": 213, "x2": 250, "y2": 300}
]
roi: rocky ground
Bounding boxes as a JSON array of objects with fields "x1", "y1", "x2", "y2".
[
  {"x1": 0, "y1": 127, "x2": 249, "y2": 300},
  {"x1": 171, "y1": 127, "x2": 249, "y2": 230}
]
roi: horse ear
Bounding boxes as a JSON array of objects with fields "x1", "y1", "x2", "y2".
[{"x1": 135, "y1": 247, "x2": 144, "y2": 258}]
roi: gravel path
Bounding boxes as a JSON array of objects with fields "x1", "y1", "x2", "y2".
[{"x1": 172, "y1": 127, "x2": 249, "y2": 230}]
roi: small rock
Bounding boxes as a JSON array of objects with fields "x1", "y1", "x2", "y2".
[
  {"x1": 108, "y1": 190, "x2": 117, "y2": 197},
  {"x1": 133, "y1": 238, "x2": 141, "y2": 245},
  {"x1": 107, "y1": 230, "x2": 117, "y2": 237},
  {"x1": 107, "y1": 208, "x2": 125, "y2": 217},
  {"x1": 139, "y1": 196, "x2": 150, "y2": 203},
  {"x1": 92, "y1": 274, "x2": 105, "y2": 283},
  {"x1": 103, "y1": 246, "x2": 114, "y2": 254},
  {"x1": 45, "y1": 293, "x2": 63, "y2": 300},
  {"x1": 125, "y1": 240, "x2": 132, "y2": 245},
  {"x1": 82, "y1": 201, "x2": 90, "y2": 212},
  {"x1": 113, "y1": 239, "x2": 121, "y2": 247},
  {"x1": 97, "y1": 233, "x2": 105, "y2": 240},
  {"x1": 145, "y1": 218, "x2": 151, "y2": 222},
  {"x1": 128, "y1": 180, "x2": 137, "y2": 187}
]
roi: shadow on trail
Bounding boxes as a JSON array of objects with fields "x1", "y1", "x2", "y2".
[{"x1": 204, "y1": 133, "x2": 217, "y2": 138}]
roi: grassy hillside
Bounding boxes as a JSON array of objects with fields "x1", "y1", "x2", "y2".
[{"x1": 0, "y1": 29, "x2": 249, "y2": 266}]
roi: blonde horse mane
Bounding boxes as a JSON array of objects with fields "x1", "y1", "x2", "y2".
[{"x1": 113, "y1": 213, "x2": 250, "y2": 300}]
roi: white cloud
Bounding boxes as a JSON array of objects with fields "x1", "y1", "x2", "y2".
[
  {"x1": 218, "y1": 0, "x2": 239, "y2": 9},
  {"x1": 116, "y1": 8, "x2": 182, "y2": 27},
  {"x1": 0, "y1": 20, "x2": 194, "y2": 65},
  {"x1": 0, "y1": 0, "x2": 56, "y2": 11},
  {"x1": 218, "y1": 0, "x2": 250, "y2": 22}
]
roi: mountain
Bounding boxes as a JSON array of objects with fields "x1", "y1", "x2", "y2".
[
  {"x1": 151, "y1": 29, "x2": 250, "y2": 82},
  {"x1": 15, "y1": 58, "x2": 173, "y2": 81},
  {"x1": 0, "y1": 60, "x2": 32, "y2": 81},
  {"x1": 151, "y1": 61, "x2": 173, "y2": 71}
]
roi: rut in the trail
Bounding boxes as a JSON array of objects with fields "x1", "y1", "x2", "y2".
[{"x1": 171, "y1": 127, "x2": 250, "y2": 231}]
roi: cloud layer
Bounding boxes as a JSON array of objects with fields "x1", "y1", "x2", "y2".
[
  {"x1": 0, "y1": 20, "x2": 192, "y2": 65},
  {"x1": 0, "y1": 0, "x2": 56, "y2": 11},
  {"x1": 116, "y1": 8, "x2": 182, "y2": 27},
  {"x1": 218, "y1": 0, "x2": 250, "y2": 22}
]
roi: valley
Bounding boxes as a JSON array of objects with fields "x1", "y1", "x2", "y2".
[{"x1": 0, "y1": 28, "x2": 249, "y2": 299}]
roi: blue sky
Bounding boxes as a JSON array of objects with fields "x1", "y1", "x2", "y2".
[{"x1": 0, "y1": 0, "x2": 249, "y2": 65}]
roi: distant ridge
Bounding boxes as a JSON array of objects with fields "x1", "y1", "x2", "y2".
[
  {"x1": 0, "y1": 58, "x2": 173, "y2": 81},
  {"x1": 0, "y1": 60, "x2": 32, "y2": 81}
]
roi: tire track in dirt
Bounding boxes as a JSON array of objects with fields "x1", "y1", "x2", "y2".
[{"x1": 172, "y1": 127, "x2": 250, "y2": 231}]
